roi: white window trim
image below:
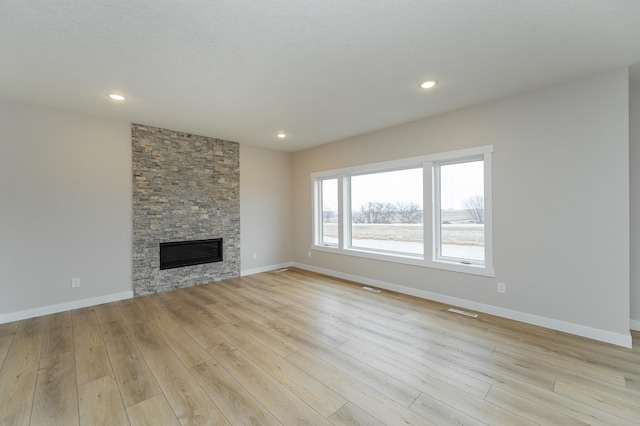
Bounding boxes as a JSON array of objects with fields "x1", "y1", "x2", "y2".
[
  {"x1": 432, "y1": 155, "x2": 489, "y2": 267},
  {"x1": 315, "y1": 177, "x2": 339, "y2": 248},
  {"x1": 311, "y1": 145, "x2": 494, "y2": 277}
]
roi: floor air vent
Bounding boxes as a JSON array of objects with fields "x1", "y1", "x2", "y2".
[{"x1": 447, "y1": 308, "x2": 478, "y2": 318}]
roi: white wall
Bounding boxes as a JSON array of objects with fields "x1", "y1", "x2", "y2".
[
  {"x1": 1, "y1": 69, "x2": 633, "y2": 344},
  {"x1": 0, "y1": 100, "x2": 133, "y2": 320},
  {"x1": 292, "y1": 68, "x2": 631, "y2": 345},
  {"x1": 630, "y1": 71, "x2": 640, "y2": 327},
  {"x1": 0, "y1": 100, "x2": 296, "y2": 321},
  {"x1": 240, "y1": 144, "x2": 293, "y2": 274}
]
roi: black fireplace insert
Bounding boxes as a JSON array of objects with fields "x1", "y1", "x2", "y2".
[{"x1": 159, "y1": 238, "x2": 222, "y2": 270}]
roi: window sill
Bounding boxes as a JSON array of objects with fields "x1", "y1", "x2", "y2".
[
  {"x1": 428, "y1": 258, "x2": 495, "y2": 277},
  {"x1": 311, "y1": 245, "x2": 495, "y2": 277}
]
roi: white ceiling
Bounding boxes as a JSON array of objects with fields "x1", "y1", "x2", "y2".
[{"x1": 1, "y1": 1, "x2": 640, "y2": 152}]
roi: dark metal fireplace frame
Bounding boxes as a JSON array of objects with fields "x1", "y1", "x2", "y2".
[{"x1": 159, "y1": 238, "x2": 223, "y2": 270}]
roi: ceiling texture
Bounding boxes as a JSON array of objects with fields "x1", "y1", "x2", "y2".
[{"x1": 2, "y1": 1, "x2": 640, "y2": 151}]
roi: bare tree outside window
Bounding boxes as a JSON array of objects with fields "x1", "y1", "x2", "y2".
[
  {"x1": 439, "y1": 161, "x2": 485, "y2": 262},
  {"x1": 463, "y1": 195, "x2": 484, "y2": 224},
  {"x1": 395, "y1": 202, "x2": 422, "y2": 224},
  {"x1": 354, "y1": 201, "x2": 396, "y2": 223},
  {"x1": 323, "y1": 206, "x2": 336, "y2": 223},
  {"x1": 349, "y1": 167, "x2": 423, "y2": 254}
]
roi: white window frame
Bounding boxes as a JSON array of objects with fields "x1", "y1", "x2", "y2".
[
  {"x1": 315, "y1": 177, "x2": 339, "y2": 248},
  {"x1": 348, "y1": 166, "x2": 424, "y2": 257},
  {"x1": 311, "y1": 145, "x2": 494, "y2": 277}
]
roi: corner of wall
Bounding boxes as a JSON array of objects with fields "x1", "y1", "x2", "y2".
[{"x1": 631, "y1": 72, "x2": 640, "y2": 324}]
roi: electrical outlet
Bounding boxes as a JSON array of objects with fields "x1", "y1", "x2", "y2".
[
  {"x1": 308, "y1": 251, "x2": 312, "y2": 258},
  {"x1": 71, "y1": 277, "x2": 81, "y2": 288},
  {"x1": 252, "y1": 253, "x2": 257, "y2": 260},
  {"x1": 497, "y1": 282, "x2": 506, "y2": 294}
]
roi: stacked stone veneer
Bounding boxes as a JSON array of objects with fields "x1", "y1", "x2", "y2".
[{"x1": 132, "y1": 124, "x2": 240, "y2": 296}]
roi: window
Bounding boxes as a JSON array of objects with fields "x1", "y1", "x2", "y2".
[
  {"x1": 312, "y1": 146, "x2": 493, "y2": 277},
  {"x1": 319, "y1": 178, "x2": 338, "y2": 246},
  {"x1": 350, "y1": 168, "x2": 423, "y2": 255},
  {"x1": 435, "y1": 160, "x2": 485, "y2": 264}
]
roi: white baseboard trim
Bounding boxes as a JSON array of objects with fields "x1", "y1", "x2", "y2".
[
  {"x1": 0, "y1": 291, "x2": 134, "y2": 325},
  {"x1": 292, "y1": 262, "x2": 633, "y2": 348},
  {"x1": 632, "y1": 319, "x2": 640, "y2": 332},
  {"x1": 241, "y1": 262, "x2": 294, "y2": 277}
]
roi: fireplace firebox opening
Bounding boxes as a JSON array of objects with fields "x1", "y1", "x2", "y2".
[{"x1": 159, "y1": 238, "x2": 222, "y2": 270}]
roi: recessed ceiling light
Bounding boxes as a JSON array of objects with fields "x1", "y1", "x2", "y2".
[
  {"x1": 108, "y1": 93, "x2": 126, "y2": 101},
  {"x1": 276, "y1": 132, "x2": 287, "y2": 139},
  {"x1": 419, "y1": 81, "x2": 437, "y2": 89}
]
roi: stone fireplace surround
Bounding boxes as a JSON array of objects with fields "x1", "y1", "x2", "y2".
[{"x1": 132, "y1": 124, "x2": 240, "y2": 296}]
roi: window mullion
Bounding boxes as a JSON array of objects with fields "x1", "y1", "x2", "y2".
[
  {"x1": 339, "y1": 175, "x2": 349, "y2": 250},
  {"x1": 431, "y1": 162, "x2": 441, "y2": 261},
  {"x1": 423, "y1": 161, "x2": 434, "y2": 262}
]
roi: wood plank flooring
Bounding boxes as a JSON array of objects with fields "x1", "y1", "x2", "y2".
[{"x1": 1, "y1": 268, "x2": 639, "y2": 425}]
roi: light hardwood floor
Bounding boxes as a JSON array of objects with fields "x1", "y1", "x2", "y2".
[{"x1": 1, "y1": 268, "x2": 639, "y2": 425}]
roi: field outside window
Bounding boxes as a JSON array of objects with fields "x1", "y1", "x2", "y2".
[
  {"x1": 349, "y1": 168, "x2": 423, "y2": 255},
  {"x1": 438, "y1": 160, "x2": 484, "y2": 263}
]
